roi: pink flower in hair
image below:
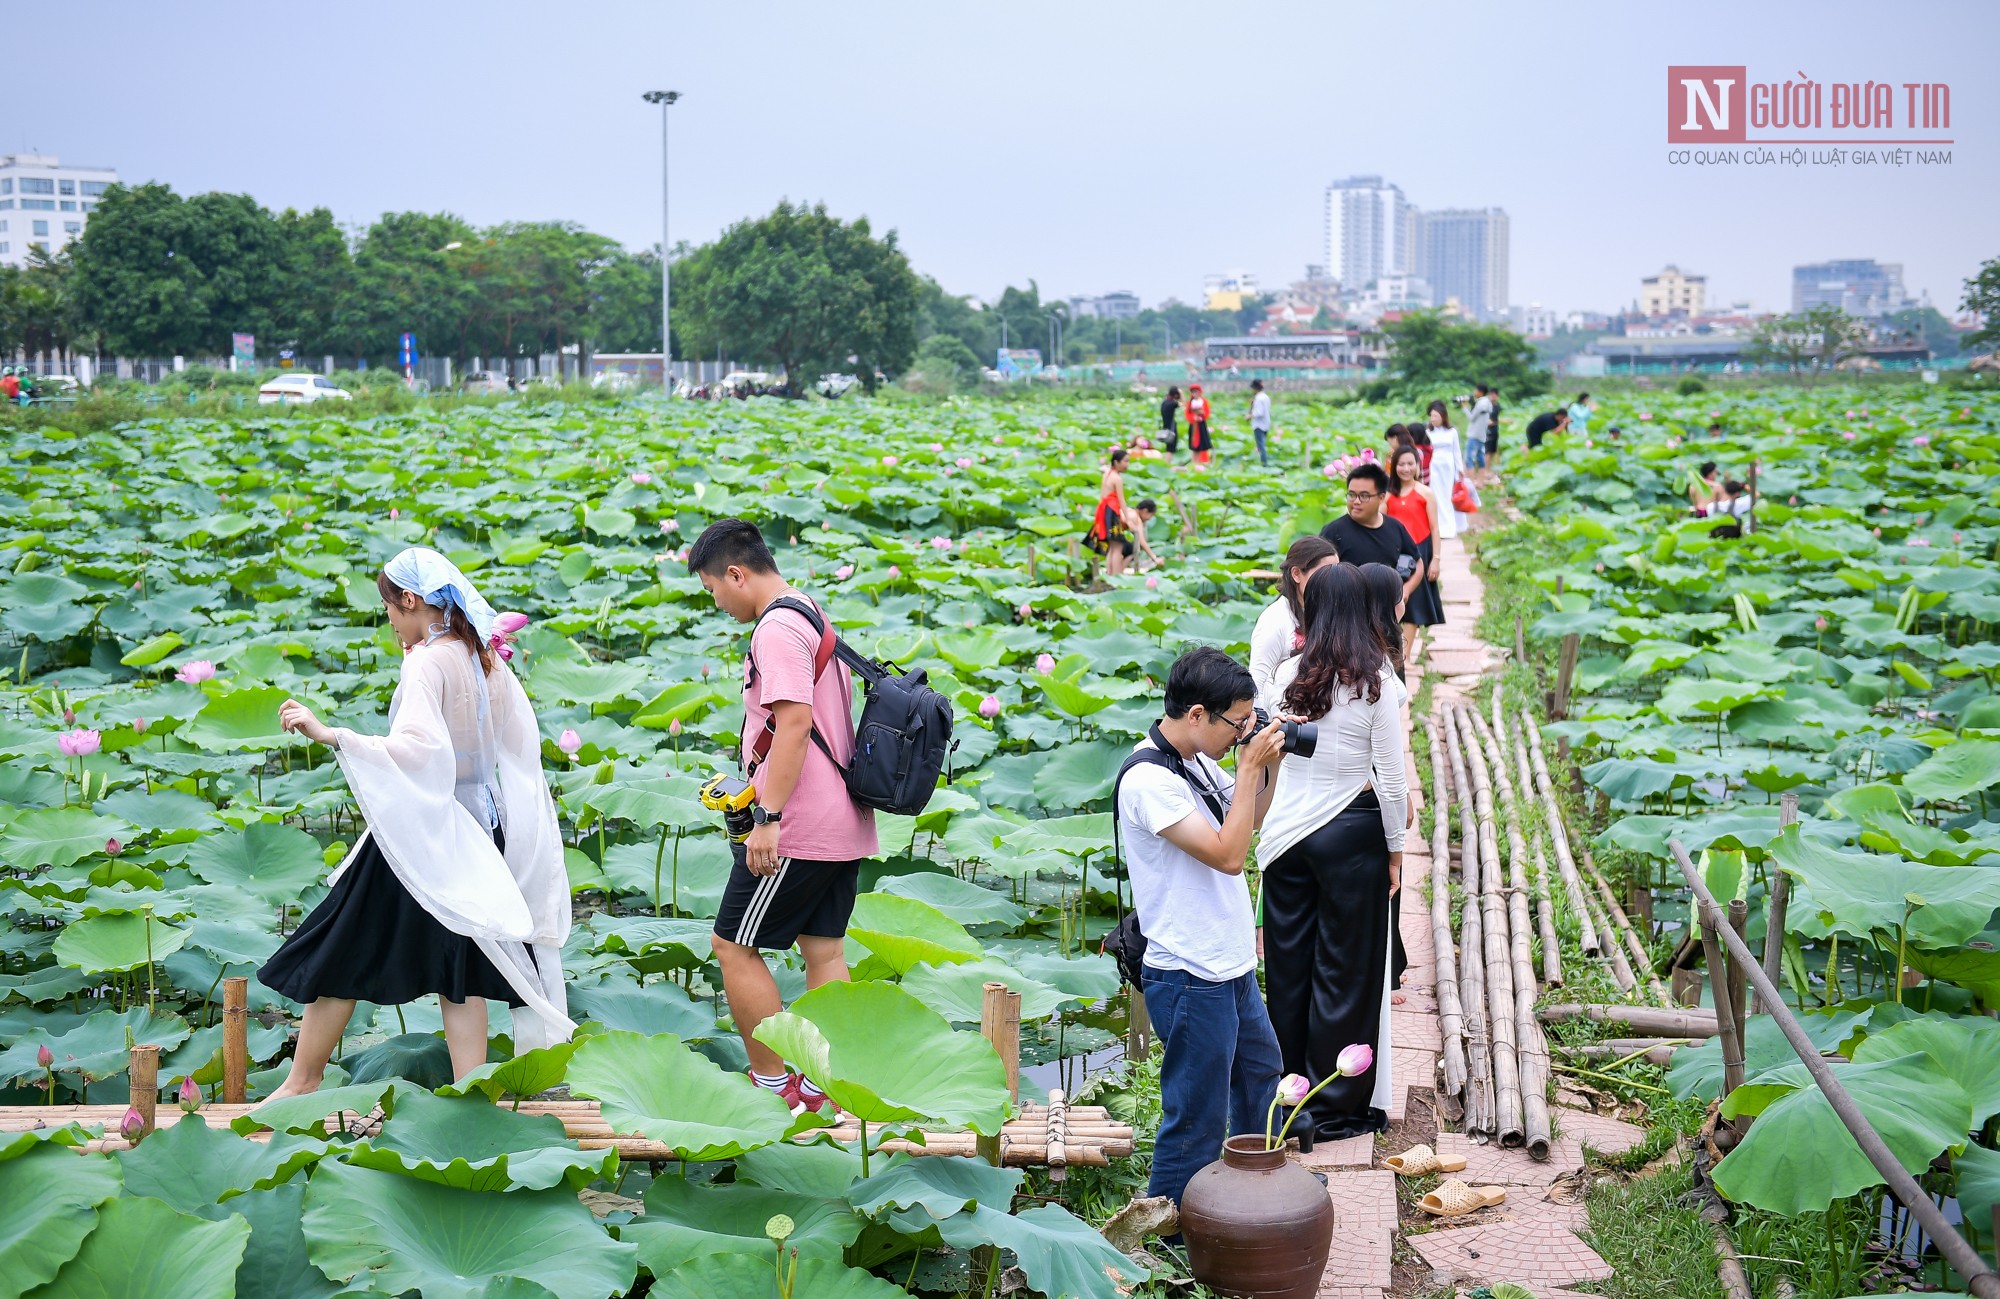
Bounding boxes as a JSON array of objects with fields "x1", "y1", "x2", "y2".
[{"x1": 489, "y1": 611, "x2": 530, "y2": 661}]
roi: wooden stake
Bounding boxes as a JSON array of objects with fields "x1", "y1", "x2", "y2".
[
  {"x1": 1699, "y1": 905, "x2": 1746, "y2": 1096},
  {"x1": 980, "y1": 982, "x2": 1022, "y2": 1104},
  {"x1": 222, "y1": 976, "x2": 249, "y2": 1104},
  {"x1": 1124, "y1": 986, "x2": 1152, "y2": 1065},
  {"x1": 1552, "y1": 634, "x2": 1580, "y2": 720},
  {"x1": 128, "y1": 1044, "x2": 159, "y2": 1137},
  {"x1": 1755, "y1": 793, "x2": 1799, "y2": 1013}
]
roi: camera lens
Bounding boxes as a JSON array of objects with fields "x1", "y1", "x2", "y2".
[
  {"x1": 1239, "y1": 707, "x2": 1270, "y2": 747},
  {"x1": 1280, "y1": 720, "x2": 1319, "y2": 760}
]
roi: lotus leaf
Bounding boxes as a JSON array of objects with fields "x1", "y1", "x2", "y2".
[
  {"x1": 0, "y1": 1143, "x2": 123, "y2": 1296},
  {"x1": 182, "y1": 822, "x2": 326, "y2": 904},
  {"x1": 623, "y1": 1175, "x2": 863, "y2": 1270},
  {"x1": 644, "y1": 1254, "x2": 909, "y2": 1299},
  {"x1": 342, "y1": 1088, "x2": 617, "y2": 1191},
  {"x1": 845, "y1": 892, "x2": 983, "y2": 975},
  {"x1": 566, "y1": 1030, "x2": 793, "y2": 1161},
  {"x1": 117, "y1": 1116, "x2": 332, "y2": 1209},
  {"x1": 875, "y1": 872, "x2": 1027, "y2": 927},
  {"x1": 928, "y1": 1202, "x2": 1150, "y2": 1299}
]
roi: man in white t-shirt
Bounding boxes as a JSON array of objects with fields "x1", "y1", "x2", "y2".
[
  {"x1": 1116, "y1": 647, "x2": 1286, "y2": 1207},
  {"x1": 1249, "y1": 379, "x2": 1273, "y2": 466},
  {"x1": 1465, "y1": 383, "x2": 1492, "y2": 471}
]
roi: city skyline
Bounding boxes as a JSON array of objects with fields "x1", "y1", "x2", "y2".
[{"x1": 0, "y1": 0, "x2": 1992, "y2": 319}]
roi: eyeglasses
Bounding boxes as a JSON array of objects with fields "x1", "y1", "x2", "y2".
[
  {"x1": 1213, "y1": 709, "x2": 1256, "y2": 733},
  {"x1": 1346, "y1": 490, "x2": 1380, "y2": 501}
]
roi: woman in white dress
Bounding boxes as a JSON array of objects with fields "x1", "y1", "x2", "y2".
[
  {"x1": 1424, "y1": 399, "x2": 1469, "y2": 541},
  {"x1": 261, "y1": 548, "x2": 573, "y2": 1096},
  {"x1": 1256, "y1": 563, "x2": 1409, "y2": 1143},
  {"x1": 1247, "y1": 535, "x2": 1339, "y2": 714}
]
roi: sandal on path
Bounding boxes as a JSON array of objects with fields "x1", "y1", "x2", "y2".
[
  {"x1": 1383, "y1": 1143, "x2": 1467, "y2": 1177},
  {"x1": 1417, "y1": 1178, "x2": 1507, "y2": 1216}
]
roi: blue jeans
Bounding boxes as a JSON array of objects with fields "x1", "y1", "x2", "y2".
[
  {"x1": 1465, "y1": 434, "x2": 1487, "y2": 469},
  {"x1": 1253, "y1": 427, "x2": 1270, "y2": 465},
  {"x1": 1141, "y1": 965, "x2": 1284, "y2": 1205}
]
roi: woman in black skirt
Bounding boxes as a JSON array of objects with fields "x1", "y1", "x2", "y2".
[
  {"x1": 261, "y1": 547, "x2": 572, "y2": 1097},
  {"x1": 1255, "y1": 564, "x2": 1409, "y2": 1142},
  {"x1": 1384, "y1": 445, "x2": 1446, "y2": 652}
]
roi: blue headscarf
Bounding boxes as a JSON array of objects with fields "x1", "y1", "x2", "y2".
[{"x1": 382, "y1": 546, "x2": 498, "y2": 644}]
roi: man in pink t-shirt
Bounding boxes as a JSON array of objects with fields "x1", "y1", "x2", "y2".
[{"x1": 689, "y1": 519, "x2": 877, "y2": 1114}]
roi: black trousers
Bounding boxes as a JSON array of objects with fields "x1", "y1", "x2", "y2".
[{"x1": 1262, "y1": 791, "x2": 1391, "y2": 1140}]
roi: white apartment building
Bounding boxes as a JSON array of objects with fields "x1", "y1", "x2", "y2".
[
  {"x1": 1324, "y1": 176, "x2": 1413, "y2": 291},
  {"x1": 1640, "y1": 265, "x2": 1707, "y2": 317},
  {"x1": 0, "y1": 154, "x2": 120, "y2": 269}
]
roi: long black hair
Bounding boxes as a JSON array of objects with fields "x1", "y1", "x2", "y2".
[
  {"x1": 1358, "y1": 563, "x2": 1406, "y2": 679},
  {"x1": 1427, "y1": 398, "x2": 1453, "y2": 430},
  {"x1": 1282, "y1": 564, "x2": 1385, "y2": 717},
  {"x1": 1279, "y1": 535, "x2": 1338, "y2": 626}
]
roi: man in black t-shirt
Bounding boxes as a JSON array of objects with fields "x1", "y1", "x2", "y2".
[
  {"x1": 1320, "y1": 463, "x2": 1422, "y2": 605},
  {"x1": 1524, "y1": 408, "x2": 1568, "y2": 450},
  {"x1": 1159, "y1": 386, "x2": 1182, "y2": 456}
]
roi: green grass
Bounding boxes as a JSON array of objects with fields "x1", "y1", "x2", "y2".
[{"x1": 1580, "y1": 1161, "x2": 1728, "y2": 1299}]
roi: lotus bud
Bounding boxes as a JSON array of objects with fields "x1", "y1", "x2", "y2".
[
  {"x1": 557, "y1": 729, "x2": 582, "y2": 755},
  {"x1": 1872, "y1": 527, "x2": 1882, "y2": 538},
  {"x1": 133, "y1": 717, "x2": 149, "y2": 734},
  {"x1": 390, "y1": 507, "x2": 400, "y2": 520},
  {"x1": 1018, "y1": 602, "x2": 1033, "y2": 621},
  {"x1": 701, "y1": 663, "x2": 711, "y2": 679},
  {"x1": 887, "y1": 565, "x2": 901, "y2": 580},
  {"x1": 1335, "y1": 1043, "x2": 1374, "y2": 1077},
  {"x1": 1035, "y1": 653, "x2": 1056, "y2": 675},
  {"x1": 105, "y1": 839, "x2": 122, "y2": 856},
  {"x1": 1275, "y1": 1073, "x2": 1310, "y2": 1107},
  {"x1": 789, "y1": 534, "x2": 799, "y2": 545},
  {"x1": 881, "y1": 454, "x2": 898, "y2": 467},
  {"x1": 979, "y1": 695, "x2": 1000, "y2": 719},
  {"x1": 668, "y1": 718, "x2": 682, "y2": 737},
  {"x1": 63, "y1": 707, "x2": 75, "y2": 724},
  {"x1": 37, "y1": 1044, "x2": 53, "y2": 1068},
  {"x1": 178, "y1": 1076, "x2": 201, "y2": 1113},
  {"x1": 1953, "y1": 531, "x2": 1963, "y2": 546},
  {"x1": 119, "y1": 1107, "x2": 145, "y2": 1142},
  {"x1": 1815, "y1": 615, "x2": 1829, "y2": 632},
  {"x1": 835, "y1": 564, "x2": 854, "y2": 580}
]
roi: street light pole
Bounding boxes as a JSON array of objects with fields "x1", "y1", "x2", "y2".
[{"x1": 641, "y1": 90, "x2": 680, "y2": 388}]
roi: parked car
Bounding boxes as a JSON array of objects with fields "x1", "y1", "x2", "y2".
[
  {"x1": 461, "y1": 370, "x2": 514, "y2": 395},
  {"x1": 257, "y1": 374, "x2": 352, "y2": 405}
]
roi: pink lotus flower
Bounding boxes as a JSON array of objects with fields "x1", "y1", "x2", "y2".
[
  {"x1": 178, "y1": 1076, "x2": 201, "y2": 1113},
  {"x1": 1845, "y1": 409, "x2": 1858, "y2": 418},
  {"x1": 887, "y1": 565, "x2": 901, "y2": 580},
  {"x1": 928, "y1": 442, "x2": 943, "y2": 452},
  {"x1": 1666, "y1": 437, "x2": 1681, "y2": 449},
  {"x1": 1953, "y1": 531, "x2": 1963, "y2": 546},
  {"x1": 1145, "y1": 575, "x2": 1159, "y2": 589},
  {"x1": 175, "y1": 660, "x2": 216, "y2": 684},
  {"x1": 1035, "y1": 653, "x2": 1056, "y2": 674},
  {"x1": 390, "y1": 507, "x2": 400, "y2": 520},
  {"x1": 488, "y1": 611, "x2": 530, "y2": 662},
  {"x1": 668, "y1": 718, "x2": 682, "y2": 737},
  {"x1": 882, "y1": 455, "x2": 899, "y2": 467},
  {"x1": 979, "y1": 695, "x2": 1000, "y2": 719},
  {"x1": 1872, "y1": 527, "x2": 1883, "y2": 538},
  {"x1": 1639, "y1": 412, "x2": 1653, "y2": 421},
  {"x1": 956, "y1": 457, "x2": 973, "y2": 469},
  {"x1": 119, "y1": 1107, "x2": 145, "y2": 1142},
  {"x1": 37, "y1": 1044, "x2": 53, "y2": 1068},
  {"x1": 557, "y1": 729, "x2": 582, "y2": 755},
  {"x1": 58, "y1": 729, "x2": 101, "y2": 757},
  {"x1": 1336, "y1": 1043, "x2": 1374, "y2": 1076},
  {"x1": 701, "y1": 663, "x2": 712, "y2": 680},
  {"x1": 1322, "y1": 463, "x2": 1340, "y2": 478},
  {"x1": 1908, "y1": 537, "x2": 1931, "y2": 547},
  {"x1": 630, "y1": 472, "x2": 652, "y2": 485},
  {"x1": 1360, "y1": 447, "x2": 1376, "y2": 461},
  {"x1": 1815, "y1": 615, "x2": 1829, "y2": 632},
  {"x1": 1788, "y1": 496, "x2": 1798, "y2": 506},
  {"x1": 1912, "y1": 435, "x2": 1930, "y2": 448},
  {"x1": 959, "y1": 540, "x2": 971, "y2": 552},
  {"x1": 1841, "y1": 431, "x2": 1857, "y2": 441},
  {"x1": 659, "y1": 519, "x2": 680, "y2": 533},
  {"x1": 930, "y1": 536, "x2": 952, "y2": 551},
  {"x1": 835, "y1": 564, "x2": 854, "y2": 580},
  {"x1": 62, "y1": 707, "x2": 75, "y2": 724},
  {"x1": 1018, "y1": 602, "x2": 1033, "y2": 620},
  {"x1": 301, "y1": 521, "x2": 313, "y2": 531},
  {"x1": 1275, "y1": 1074, "x2": 1311, "y2": 1107},
  {"x1": 105, "y1": 839, "x2": 122, "y2": 856}
]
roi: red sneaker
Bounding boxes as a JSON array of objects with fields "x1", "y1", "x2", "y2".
[{"x1": 780, "y1": 1074, "x2": 835, "y2": 1116}]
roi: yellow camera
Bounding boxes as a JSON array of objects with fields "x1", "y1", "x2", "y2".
[{"x1": 699, "y1": 773, "x2": 758, "y2": 842}]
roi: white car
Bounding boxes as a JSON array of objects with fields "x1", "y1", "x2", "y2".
[{"x1": 258, "y1": 374, "x2": 351, "y2": 405}]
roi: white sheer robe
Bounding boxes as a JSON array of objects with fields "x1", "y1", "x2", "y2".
[{"x1": 329, "y1": 640, "x2": 574, "y2": 1050}]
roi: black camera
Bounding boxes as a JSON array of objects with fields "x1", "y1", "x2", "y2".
[{"x1": 1245, "y1": 707, "x2": 1319, "y2": 760}]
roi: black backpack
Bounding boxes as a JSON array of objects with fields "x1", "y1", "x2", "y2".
[
  {"x1": 747, "y1": 595, "x2": 955, "y2": 817},
  {"x1": 1102, "y1": 729, "x2": 1231, "y2": 987}
]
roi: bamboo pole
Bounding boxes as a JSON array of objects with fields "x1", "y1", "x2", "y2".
[
  {"x1": 1520, "y1": 712, "x2": 1601, "y2": 955},
  {"x1": 1582, "y1": 848, "x2": 1666, "y2": 1003},
  {"x1": 1458, "y1": 705, "x2": 1523, "y2": 1147},
  {"x1": 1426, "y1": 719, "x2": 1467, "y2": 1102},
  {"x1": 1045, "y1": 1089, "x2": 1069, "y2": 1183},
  {"x1": 1537, "y1": 1004, "x2": 1718, "y2": 1036},
  {"x1": 1485, "y1": 699, "x2": 1553, "y2": 1159},
  {"x1": 1532, "y1": 835, "x2": 1564, "y2": 987},
  {"x1": 1699, "y1": 905, "x2": 1747, "y2": 1097},
  {"x1": 1669, "y1": 838, "x2": 2000, "y2": 1299},
  {"x1": 1726, "y1": 899, "x2": 1751, "y2": 1054},
  {"x1": 1443, "y1": 712, "x2": 1493, "y2": 1136},
  {"x1": 1755, "y1": 792, "x2": 1800, "y2": 1013},
  {"x1": 978, "y1": 982, "x2": 1022, "y2": 1170},
  {"x1": 222, "y1": 977, "x2": 249, "y2": 1104},
  {"x1": 128, "y1": 1045, "x2": 159, "y2": 1138}
]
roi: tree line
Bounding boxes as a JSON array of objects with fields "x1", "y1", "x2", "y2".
[{"x1": 0, "y1": 182, "x2": 665, "y2": 366}]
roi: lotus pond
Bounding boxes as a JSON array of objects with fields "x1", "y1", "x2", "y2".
[{"x1": 1483, "y1": 386, "x2": 2000, "y2": 1289}]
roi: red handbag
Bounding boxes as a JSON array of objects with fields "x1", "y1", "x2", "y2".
[{"x1": 1451, "y1": 480, "x2": 1479, "y2": 513}]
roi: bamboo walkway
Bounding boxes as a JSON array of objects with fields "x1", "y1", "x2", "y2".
[{"x1": 1297, "y1": 522, "x2": 1645, "y2": 1299}]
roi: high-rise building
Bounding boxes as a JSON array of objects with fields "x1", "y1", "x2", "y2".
[
  {"x1": 0, "y1": 154, "x2": 119, "y2": 269},
  {"x1": 1419, "y1": 208, "x2": 1510, "y2": 321},
  {"x1": 1791, "y1": 259, "x2": 1911, "y2": 317},
  {"x1": 1203, "y1": 270, "x2": 1260, "y2": 311},
  {"x1": 1324, "y1": 177, "x2": 1413, "y2": 290},
  {"x1": 1640, "y1": 265, "x2": 1707, "y2": 317}
]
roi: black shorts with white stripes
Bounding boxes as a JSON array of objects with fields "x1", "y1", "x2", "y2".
[{"x1": 712, "y1": 843, "x2": 864, "y2": 951}]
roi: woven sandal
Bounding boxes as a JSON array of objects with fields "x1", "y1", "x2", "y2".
[
  {"x1": 1383, "y1": 1143, "x2": 1468, "y2": 1177},
  {"x1": 1417, "y1": 1178, "x2": 1507, "y2": 1216}
]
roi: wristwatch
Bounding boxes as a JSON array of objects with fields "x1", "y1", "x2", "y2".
[{"x1": 751, "y1": 805, "x2": 783, "y2": 827}]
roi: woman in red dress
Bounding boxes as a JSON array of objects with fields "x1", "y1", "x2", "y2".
[
  {"x1": 1185, "y1": 384, "x2": 1213, "y2": 464},
  {"x1": 1383, "y1": 445, "x2": 1445, "y2": 652}
]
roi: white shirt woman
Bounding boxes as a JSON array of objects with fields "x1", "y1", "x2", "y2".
[{"x1": 1424, "y1": 404, "x2": 1468, "y2": 539}]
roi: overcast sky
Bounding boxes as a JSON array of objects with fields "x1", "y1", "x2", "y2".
[{"x1": 7, "y1": 0, "x2": 1992, "y2": 316}]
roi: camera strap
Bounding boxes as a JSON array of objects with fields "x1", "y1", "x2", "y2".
[
  {"x1": 1104, "y1": 725, "x2": 1233, "y2": 984},
  {"x1": 744, "y1": 594, "x2": 865, "y2": 775}
]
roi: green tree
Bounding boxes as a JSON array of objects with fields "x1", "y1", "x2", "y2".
[
  {"x1": 671, "y1": 201, "x2": 919, "y2": 393},
  {"x1": 1381, "y1": 310, "x2": 1550, "y2": 398},
  {"x1": 1744, "y1": 305, "x2": 1869, "y2": 381},
  {"x1": 916, "y1": 276, "x2": 991, "y2": 361},
  {"x1": 335, "y1": 212, "x2": 478, "y2": 366},
  {"x1": 1885, "y1": 306, "x2": 1963, "y2": 359},
  {"x1": 588, "y1": 245, "x2": 664, "y2": 353},
  {"x1": 1961, "y1": 256, "x2": 2000, "y2": 353},
  {"x1": 270, "y1": 207, "x2": 352, "y2": 356},
  {"x1": 0, "y1": 247, "x2": 82, "y2": 359},
  {"x1": 909, "y1": 332, "x2": 982, "y2": 389}
]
